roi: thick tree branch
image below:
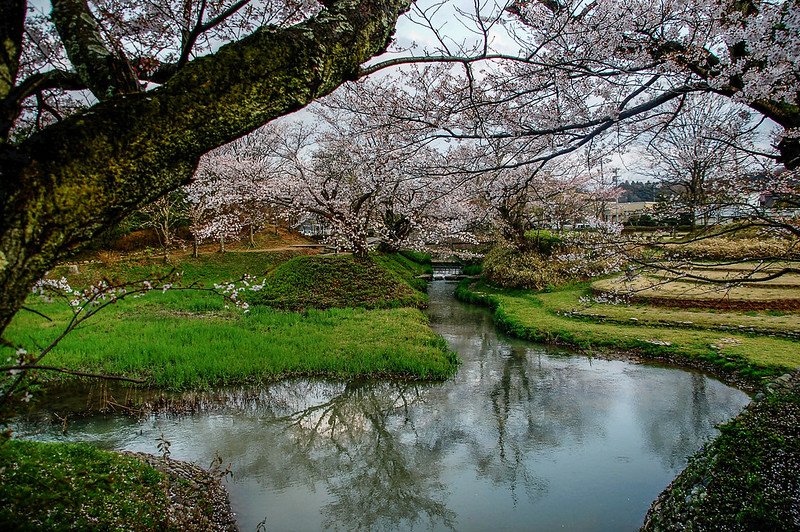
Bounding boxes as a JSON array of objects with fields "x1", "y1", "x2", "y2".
[
  {"x1": 0, "y1": 0, "x2": 26, "y2": 100},
  {"x1": 0, "y1": 0, "x2": 27, "y2": 141},
  {"x1": 50, "y1": 0, "x2": 141, "y2": 99}
]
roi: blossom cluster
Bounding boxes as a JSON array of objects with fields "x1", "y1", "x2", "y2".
[{"x1": 213, "y1": 274, "x2": 268, "y2": 312}]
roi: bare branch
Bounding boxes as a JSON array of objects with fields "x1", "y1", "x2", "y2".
[{"x1": 0, "y1": 365, "x2": 146, "y2": 384}]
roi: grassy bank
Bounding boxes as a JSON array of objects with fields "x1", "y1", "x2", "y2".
[
  {"x1": 0, "y1": 440, "x2": 233, "y2": 530},
  {"x1": 4, "y1": 251, "x2": 456, "y2": 391},
  {"x1": 642, "y1": 373, "x2": 800, "y2": 531},
  {"x1": 456, "y1": 280, "x2": 800, "y2": 384}
]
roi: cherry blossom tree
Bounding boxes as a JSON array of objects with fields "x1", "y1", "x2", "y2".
[
  {"x1": 260, "y1": 105, "x2": 479, "y2": 256},
  {"x1": 140, "y1": 189, "x2": 188, "y2": 255},
  {"x1": 350, "y1": 0, "x2": 799, "y2": 278},
  {"x1": 638, "y1": 94, "x2": 763, "y2": 228},
  {"x1": 0, "y1": 0, "x2": 412, "y2": 334},
  {"x1": 365, "y1": 0, "x2": 799, "y2": 169},
  {"x1": 186, "y1": 130, "x2": 285, "y2": 254}
]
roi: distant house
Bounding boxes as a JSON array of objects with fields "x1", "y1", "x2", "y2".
[
  {"x1": 603, "y1": 201, "x2": 657, "y2": 223},
  {"x1": 759, "y1": 191, "x2": 800, "y2": 219},
  {"x1": 704, "y1": 192, "x2": 761, "y2": 223},
  {"x1": 703, "y1": 191, "x2": 800, "y2": 223}
]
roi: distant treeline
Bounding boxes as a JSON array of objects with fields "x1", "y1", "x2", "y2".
[{"x1": 617, "y1": 180, "x2": 661, "y2": 203}]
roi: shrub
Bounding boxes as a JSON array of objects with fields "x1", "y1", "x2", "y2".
[
  {"x1": 483, "y1": 244, "x2": 624, "y2": 290},
  {"x1": 483, "y1": 246, "x2": 566, "y2": 289},
  {"x1": 523, "y1": 229, "x2": 564, "y2": 255}
]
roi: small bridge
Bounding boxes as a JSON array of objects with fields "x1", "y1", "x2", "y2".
[{"x1": 430, "y1": 260, "x2": 465, "y2": 280}]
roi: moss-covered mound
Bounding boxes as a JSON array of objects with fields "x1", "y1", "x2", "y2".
[
  {"x1": 642, "y1": 372, "x2": 800, "y2": 531},
  {"x1": 250, "y1": 254, "x2": 427, "y2": 311}
]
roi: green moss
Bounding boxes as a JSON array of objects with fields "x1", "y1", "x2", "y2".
[{"x1": 0, "y1": 440, "x2": 170, "y2": 530}]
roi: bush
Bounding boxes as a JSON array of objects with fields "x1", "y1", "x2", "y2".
[
  {"x1": 483, "y1": 243, "x2": 624, "y2": 290},
  {"x1": 523, "y1": 229, "x2": 564, "y2": 255},
  {"x1": 483, "y1": 246, "x2": 566, "y2": 289}
]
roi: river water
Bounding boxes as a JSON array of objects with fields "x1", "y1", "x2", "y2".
[{"x1": 16, "y1": 282, "x2": 750, "y2": 531}]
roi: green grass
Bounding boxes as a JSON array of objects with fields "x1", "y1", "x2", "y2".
[
  {"x1": 50, "y1": 249, "x2": 302, "y2": 287},
  {"x1": 456, "y1": 280, "x2": 800, "y2": 383},
  {"x1": 462, "y1": 263, "x2": 483, "y2": 276},
  {"x1": 0, "y1": 440, "x2": 170, "y2": 530},
  {"x1": 250, "y1": 254, "x2": 427, "y2": 310},
  {"x1": 373, "y1": 252, "x2": 432, "y2": 292},
  {"x1": 6, "y1": 303, "x2": 455, "y2": 389},
  {"x1": 4, "y1": 251, "x2": 456, "y2": 391}
]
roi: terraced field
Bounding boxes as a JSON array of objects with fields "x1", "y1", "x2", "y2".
[{"x1": 592, "y1": 262, "x2": 800, "y2": 311}]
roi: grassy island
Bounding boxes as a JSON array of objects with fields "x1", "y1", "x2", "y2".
[
  {"x1": 3, "y1": 250, "x2": 457, "y2": 392},
  {"x1": 1, "y1": 247, "x2": 456, "y2": 530}
]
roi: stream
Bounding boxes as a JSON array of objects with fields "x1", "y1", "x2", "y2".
[{"x1": 15, "y1": 281, "x2": 750, "y2": 531}]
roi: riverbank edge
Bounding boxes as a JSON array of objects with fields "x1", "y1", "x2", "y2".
[
  {"x1": 0, "y1": 440, "x2": 238, "y2": 530},
  {"x1": 454, "y1": 279, "x2": 793, "y2": 392},
  {"x1": 455, "y1": 279, "x2": 799, "y2": 529},
  {"x1": 641, "y1": 372, "x2": 800, "y2": 531},
  {"x1": 121, "y1": 451, "x2": 238, "y2": 531}
]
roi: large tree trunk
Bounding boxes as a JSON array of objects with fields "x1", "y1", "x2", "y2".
[{"x1": 0, "y1": 0, "x2": 410, "y2": 335}]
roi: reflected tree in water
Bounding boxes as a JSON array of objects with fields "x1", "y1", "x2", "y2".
[
  {"x1": 238, "y1": 380, "x2": 457, "y2": 530},
  {"x1": 630, "y1": 371, "x2": 741, "y2": 470}
]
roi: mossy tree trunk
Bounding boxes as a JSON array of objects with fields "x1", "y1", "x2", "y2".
[{"x1": 0, "y1": 0, "x2": 411, "y2": 336}]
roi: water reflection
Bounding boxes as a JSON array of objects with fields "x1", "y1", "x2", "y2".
[{"x1": 16, "y1": 282, "x2": 750, "y2": 531}]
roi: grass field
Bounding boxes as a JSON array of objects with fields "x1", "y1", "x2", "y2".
[{"x1": 3, "y1": 250, "x2": 457, "y2": 391}]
